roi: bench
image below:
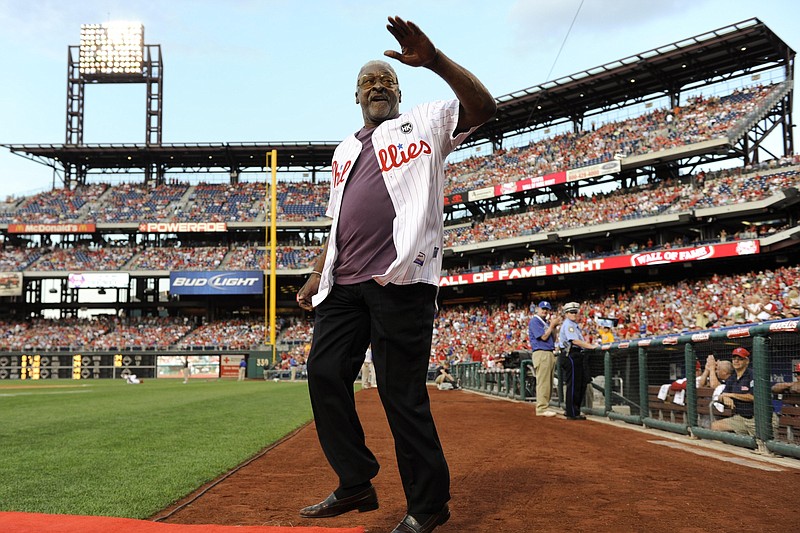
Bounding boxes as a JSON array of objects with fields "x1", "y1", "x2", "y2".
[
  {"x1": 776, "y1": 392, "x2": 800, "y2": 444},
  {"x1": 648, "y1": 385, "x2": 687, "y2": 424},
  {"x1": 696, "y1": 386, "x2": 733, "y2": 428}
]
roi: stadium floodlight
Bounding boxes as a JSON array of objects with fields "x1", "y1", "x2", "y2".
[
  {"x1": 66, "y1": 21, "x2": 162, "y2": 149},
  {"x1": 78, "y1": 22, "x2": 144, "y2": 80}
]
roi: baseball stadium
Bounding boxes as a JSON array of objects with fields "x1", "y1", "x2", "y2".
[{"x1": 2, "y1": 12, "x2": 800, "y2": 533}]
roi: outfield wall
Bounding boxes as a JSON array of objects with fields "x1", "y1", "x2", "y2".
[{"x1": 0, "y1": 350, "x2": 274, "y2": 380}]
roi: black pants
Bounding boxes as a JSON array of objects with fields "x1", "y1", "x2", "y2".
[
  {"x1": 561, "y1": 350, "x2": 587, "y2": 417},
  {"x1": 307, "y1": 281, "x2": 450, "y2": 514}
]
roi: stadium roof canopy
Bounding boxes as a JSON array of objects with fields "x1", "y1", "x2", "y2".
[
  {"x1": 467, "y1": 17, "x2": 795, "y2": 148},
  {"x1": 2, "y1": 17, "x2": 794, "y2": 177},
  {"x1": 5, "y1": 141, "x2": 340, "y2": 175}
]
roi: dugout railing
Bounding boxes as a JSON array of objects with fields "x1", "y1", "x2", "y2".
[{"x1": 453, "y1": 319, "x2": 800, "y2": 459}]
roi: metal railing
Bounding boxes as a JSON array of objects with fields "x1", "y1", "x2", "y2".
[{"x1": 454, "y1": 318, "x2": 800, "y2": 459}]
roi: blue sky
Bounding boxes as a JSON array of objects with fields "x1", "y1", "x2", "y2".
[{"x1": 0, "y1": 0, "x2": 798, "y2": 199}]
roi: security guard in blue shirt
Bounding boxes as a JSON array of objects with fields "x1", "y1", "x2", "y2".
[
  {"x1": 558, "y1": 302, "x2": 598, "y2": 419},
  {"x1": 528, "y1": 301, "x2": 561, "y2": 417}
]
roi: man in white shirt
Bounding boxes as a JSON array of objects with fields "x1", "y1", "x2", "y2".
[{"x1": 296, "y1": 16, "x2": 495, "y2": 533}]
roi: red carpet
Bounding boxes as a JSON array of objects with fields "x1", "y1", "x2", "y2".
[{"x1": 0, "y1": 512, "x2": 365, "y2": 533}]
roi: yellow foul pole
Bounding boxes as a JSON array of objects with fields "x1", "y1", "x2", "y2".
[{"x1": 268, "y1": 150, "x2": 278, "y2": 365}]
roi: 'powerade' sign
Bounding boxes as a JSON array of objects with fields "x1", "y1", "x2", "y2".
[{"x1": 169, "y1": 271, "x2": 263, "y2": 295}]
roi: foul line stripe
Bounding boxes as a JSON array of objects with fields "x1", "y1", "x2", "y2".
[{"x1": 0, "y1": 389, "x2": 92, "y2": 398}]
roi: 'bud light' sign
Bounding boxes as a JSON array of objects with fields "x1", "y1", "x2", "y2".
[{"x1": 169, "y1": 271, "x2": 263, "y2": 295}]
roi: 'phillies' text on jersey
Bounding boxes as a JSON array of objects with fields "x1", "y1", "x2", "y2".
[{"x1": 378, "y1": 140, "x2": 432, "y2": 172}]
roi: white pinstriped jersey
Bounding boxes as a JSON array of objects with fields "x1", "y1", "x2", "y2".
[{"x1": 312, "y1": 99, "x2": 477, "y2": 307}]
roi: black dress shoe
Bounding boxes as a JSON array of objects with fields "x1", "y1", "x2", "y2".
[
  {"x1": 391, "y1": 503, "x2": 450, "y2": 533},
  {"x1": 299, "y1": 485, "x2": 378, "y2": 518},
  {"x1": 565, "y1": 415, "x2": 587, "y2": 420}
]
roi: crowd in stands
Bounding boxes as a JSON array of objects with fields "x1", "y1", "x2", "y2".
[
  {"x1": 0, "y1": 263, "x2": 797, "y2": 356},
  {"x1": 175, "y1": 182, "x2": 264, "y2": 222},
  {"x1": 0, "y1": 153, "x2": 795, "y2": 274},
  {"x1": 0, "y1": 247, "x2": 45, "y2": 271},
  {"x1": 0, "y1": 317, "x2": 111, "y2": 351},
  {"x1": 0, "y1": 197, "x2": 21, "y2": 219},
  {"x1": 0, "y1": 314, "x2": 296, "y2": 351},
  {"x1": 177, "y1": 318, "x2": 269, "y2": 350},
  {"x1": 87, "y1": 316, "x2": 194, "y2": 350},
  {"x1": 0, "y1": 180, "x2": 329, "y2": 225},
  {"x1": 275, "y1": 318, "x2": 314, "y2": 375},
  {"x1": 426, "y1": 265, "x2": 800, "y2": 368},
  {"x1": 87, "y1": 182, "x2": 189, "y2": 223},
  {"x1": 0, "y1": 243, "x2": 324, "y2": 272},
  {"x1": 0, "y1": 83, "x2": 797, "y2": 361},
  {"x1": 1, "y1": 154, "x2": 792, "y2": 274},
  {"x1": 444, "y1": 163, "x2": 800, "y2": 249},
  {"x1": 443, "y1": 84, "x2": 782, "y2": 196},
  {"x1": 431, "y1": 304, "x2": 530, "y2": 368},
  {"x1": 1, "y1": 157, "x2": 793, "y2": 275},
  {"x1": 279, "y1": 319, "x2": 314, "y2": 347},
  {"x1": 127, "y1": 246, "x2": 227, "y2": 271},
  {"x1": 0, "y1": 84, "x2": 784, "y2": 229},
  {"x1": 225, "y1": 245, "x2": 321, "y2": 270},
  {"x1": 0, "y1": 184, "x2": 108, "y2": 224},
  {"x1": 276, "y1": 263, "x2": 795, "y2": 367},
  {"x1": 27, "y1": 245, "x2": 136, "y2": 271},
  {"x1": 275, "y1": 182, "x2": 328, "y2": 221},
  {"x1": 579, "y1": 265, "x2": 800, "y2": 341}
]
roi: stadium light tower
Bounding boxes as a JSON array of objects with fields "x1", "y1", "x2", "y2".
[{"x1": 66, "y1": 22, "x2": 163, "y2": 147}]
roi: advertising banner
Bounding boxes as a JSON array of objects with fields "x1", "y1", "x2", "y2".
[
  {"x1": 169, "y1": 270, "x2": 264, "y2": 295},
  {"x1": 440, "y1": 240, "x2": 759, "y2": 286},
  {"x1": 467, "y1": 186, "x2": 496, "y2": 202},
  {"x1": 566, "y1": 160, "x2": 621, "y2": 182},
  {"x1": 156, "y1": 355, "x2": 220, "y2": 379},
  {"x1": 138, "y1": 221, "x2": 228, "y2": 233},
  {"x1": 0, "y1": 272, "x2": 23, "y2": 296},
  {"x1": 220, "y1": 355, "x2": 246, "y2": 378},
  {"x1": 443, "y1": 160, "x2": 621, "y2": 207},
  {"x1": 516, "y1": 171, "x2": 568, "y2": 192},
  {"x1": 8, "y1": 223, "x2": 96, "y2": 234},
  {"x1": 444, "y1": 170, "x2": 570, "y2": 206},
  {"x1": 68, "y1": 272, "x2": 130, "y2": 289}
]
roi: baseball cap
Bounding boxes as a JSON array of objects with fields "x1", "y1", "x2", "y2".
[
  {"x1": 732, "y1": 347, "x2": 750, "y2": 359},
  {"x1": 538, "y1": 301, "x2": 552, "y2": 310},
  {"x1": 793, "y1": 362, "x2": 800, "y2": 374},
  {"x1": 563, "y1": 302, "x2": 580, "y2": 314}
]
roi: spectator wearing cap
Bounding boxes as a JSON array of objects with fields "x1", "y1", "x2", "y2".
[
  {"x1": 528, "y1": 301, "x2": 562, "y2": 417},
  {"x1": 771, "y1": 362, "x2": 800, "y2": 395},
  {"x1": 711, "y1": 347, "x2": 755, "y2": 435},
  {"x1": 557, "y1": 302, "x2": 599, "y2": 420}
]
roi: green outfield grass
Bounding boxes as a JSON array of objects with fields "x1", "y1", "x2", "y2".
[{"x1": 0, "y1": 378, "x2": 313, "y2": 518}]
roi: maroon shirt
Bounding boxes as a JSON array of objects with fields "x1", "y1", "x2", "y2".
[{"x1": 334, "y1": 127, "x2": 397, "y2": 284}]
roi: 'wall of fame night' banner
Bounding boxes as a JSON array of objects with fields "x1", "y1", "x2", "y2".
[{"x1": 439, "y1": 240, "x2": 759, "y2": 286}]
